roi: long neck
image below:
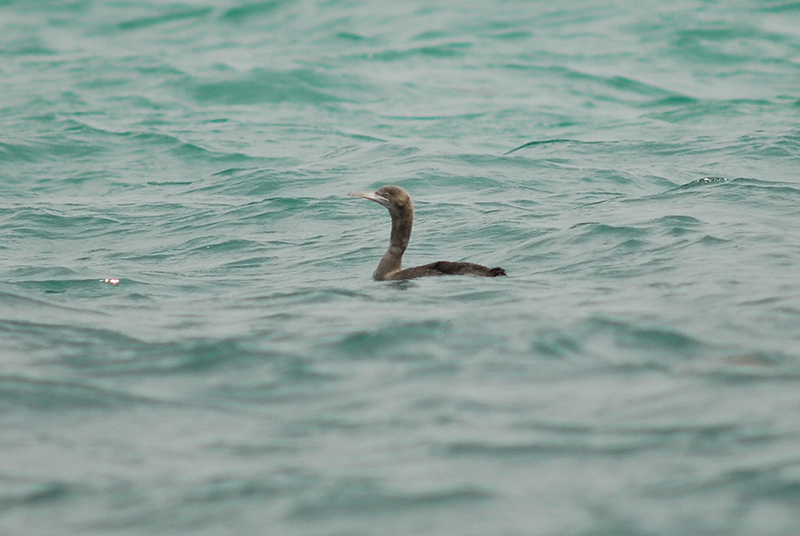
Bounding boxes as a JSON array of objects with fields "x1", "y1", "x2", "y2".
[{"x1": 373, "y1": 209, "x2": 413, "y2": 280}]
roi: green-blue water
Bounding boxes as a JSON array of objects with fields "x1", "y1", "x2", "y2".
[{"x1": 3, "y1": 1, "x2": 800, "y2": 534}]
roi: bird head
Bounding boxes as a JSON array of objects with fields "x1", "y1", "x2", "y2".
[{"x1": 348, "y1": 185, "x2": 413, "y2": 217}]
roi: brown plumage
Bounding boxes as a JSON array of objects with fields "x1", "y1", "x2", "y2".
[{"x1": 348, "y1": 185, "x2": 507, "y2": 281}]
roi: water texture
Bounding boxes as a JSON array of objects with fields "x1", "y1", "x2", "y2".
[{"x1": 2, "y1": 1, "x2": 800, "y2": 534}]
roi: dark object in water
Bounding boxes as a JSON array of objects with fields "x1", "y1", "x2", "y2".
[{"x1": 348, "y1": 185, "x2": 507, "y2": 281}]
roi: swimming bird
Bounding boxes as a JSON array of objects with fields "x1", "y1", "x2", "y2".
[{"x1": 348, "y1": 185, "x2": 507, "y2": 281}]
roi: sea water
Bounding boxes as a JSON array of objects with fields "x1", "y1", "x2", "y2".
[{"x1": 2, "y1": 1, "x2": 800, "y2": 534}]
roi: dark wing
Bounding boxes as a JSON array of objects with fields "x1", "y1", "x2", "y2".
[{"x1": 390, "y1": 261, "x2": 506, "y2": 280}]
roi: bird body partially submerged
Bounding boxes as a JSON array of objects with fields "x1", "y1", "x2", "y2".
[{"x1": 348, "y1": 186, "x2": 506, "y2": 281}]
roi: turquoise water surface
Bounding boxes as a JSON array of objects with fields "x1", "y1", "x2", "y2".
[{"x1": 3, "y1": 1, "x2": 800, "y2": 534}]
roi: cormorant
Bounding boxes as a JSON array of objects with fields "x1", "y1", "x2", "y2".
[{"x1": 348, "y1": 185, "x2": 507, "y2": 281}]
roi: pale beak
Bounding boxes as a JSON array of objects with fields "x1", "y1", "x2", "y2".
[{"x1": 348, "y1": 191, "x2": 389, "y2": 207}]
